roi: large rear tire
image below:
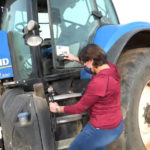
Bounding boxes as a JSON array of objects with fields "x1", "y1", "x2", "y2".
[{"x1": 108, "y1": 48, "x2": 150, "y2": 150}]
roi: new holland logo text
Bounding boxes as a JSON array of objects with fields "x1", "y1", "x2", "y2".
[{"x1": 0, "y1": 58, "x2": 12, "y2": 69}]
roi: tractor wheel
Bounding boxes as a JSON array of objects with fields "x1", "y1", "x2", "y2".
[{"x1": 114, "y1": 48, "x2": 150, "y2": 150}]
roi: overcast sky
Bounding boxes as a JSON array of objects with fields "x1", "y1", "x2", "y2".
[{"x1": 112, "y1": 0, "x2": 150, "y2": 24}]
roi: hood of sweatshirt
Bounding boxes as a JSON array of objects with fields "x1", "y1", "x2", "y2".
[{"x1": 97, "y1": 62, "x2": 120, "y2": 81}]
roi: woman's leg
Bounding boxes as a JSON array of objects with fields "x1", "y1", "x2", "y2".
[
  {"x1": 70, "y1": 123, "x2": 107, "y2": 150},
  {"x1": 69, "y1": 121, "x2": 123, "y2": 150}
]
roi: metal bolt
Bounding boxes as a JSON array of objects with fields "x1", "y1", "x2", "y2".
[
  {"x1": 48, "y1": 86, "x2": 53, "y2": 93},
  {"x1": 68, "y1": 90, "x2": 73, "y2": 94}
]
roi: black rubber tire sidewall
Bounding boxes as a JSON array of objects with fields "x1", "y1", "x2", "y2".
[{"x1": 117, "y1": 48, "x2": 150, "y2": 150}]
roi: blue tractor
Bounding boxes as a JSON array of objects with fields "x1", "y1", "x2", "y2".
[{"x1": 0, "y1": 0, "x2": 150, "y2": 150}]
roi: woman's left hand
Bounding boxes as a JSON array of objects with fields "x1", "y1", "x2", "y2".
[{"x1": 49, "y1": 102, "x2": 59, "y2": 113}]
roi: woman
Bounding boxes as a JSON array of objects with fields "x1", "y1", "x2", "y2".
[{"x1": 49, "y1": 44, "x2": 123, "y2": 150}]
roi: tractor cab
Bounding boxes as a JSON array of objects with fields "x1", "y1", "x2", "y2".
[{"x1": 0, "y1": 0, "x2": 118, "y2": 87}]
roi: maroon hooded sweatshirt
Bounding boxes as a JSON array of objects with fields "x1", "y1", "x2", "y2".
[{"x1": 64, "y1": 62, "x2": 122, "y2": 129}]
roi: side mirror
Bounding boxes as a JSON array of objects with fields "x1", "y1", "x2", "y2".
[{"x1": 23, "y1": 20, "x2": 43, "y2": 47}]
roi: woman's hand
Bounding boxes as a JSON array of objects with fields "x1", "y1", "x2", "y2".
[
  {"x1": 49, "y1": 102, "x2": 59, "y2": 113},
  {"x1": 64, "y1": 53, "x2": 79, "y2": 62},
  {"x1": 49, "y1": 102, "x2": 64, "y2": 113}
]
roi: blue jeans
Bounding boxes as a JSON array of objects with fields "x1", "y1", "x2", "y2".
[{"x1": 69, "y1": 120, "x2": 123, "y2": 150}]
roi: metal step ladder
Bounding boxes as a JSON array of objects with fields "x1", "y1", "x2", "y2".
[{"x1": 49, "y1": 93, "x2": 84, "y2": 150}]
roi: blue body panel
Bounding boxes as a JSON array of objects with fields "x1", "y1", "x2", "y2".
[
  {"x1": 0, "y1": 31, "x2": 14, "y2": 79},
  {"x1": 94, "y1": 21, "x2": 150, "y2": 53}
]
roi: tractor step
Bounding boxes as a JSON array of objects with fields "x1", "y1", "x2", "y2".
[
  {"x1": 49, "y1": 93, "x2": 82, "y2": 101},
  {"x1": 56, "y1": 114, "x2": 82, "y2": 124},
  {"x1": 56, "y1": 137, "x2": 75, "y2": 150},
  {"x1": 50, "y1": 93, "x2": 83, "y2": 149}
]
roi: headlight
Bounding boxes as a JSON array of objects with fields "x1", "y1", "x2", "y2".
[{"x1": 26, "y1": 35, "x2": 43, "y2": 47}]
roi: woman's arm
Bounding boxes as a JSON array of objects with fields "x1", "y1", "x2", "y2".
[{"x1": 49, "y1": 94, "x2": 99, "y2": 114}]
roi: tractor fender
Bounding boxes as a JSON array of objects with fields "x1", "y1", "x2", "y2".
[
  {"x1": 107, "y1": 29, "x2": 150, "y2": 64},
  {"x1": 94, "y1": 21, "x2": 150, "y2": 63}
]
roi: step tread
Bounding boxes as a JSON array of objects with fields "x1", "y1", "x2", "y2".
[
  {"x1": 56, "y1": 114, "x2": 82, "y2": 124},
  {"x1": 56, "y1": 137, "x2": 75, "y2": 150},
  {"x1": 49, "y1": 93, "x2": 82, "y2": 101}
]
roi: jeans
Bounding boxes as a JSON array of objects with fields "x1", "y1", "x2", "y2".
[{"x1": 69, "y1": 120, "x2": 123, "y2": 150}]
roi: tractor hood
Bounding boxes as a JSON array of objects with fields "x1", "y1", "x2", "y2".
[{"x1": 94, "y1": 21, "x2": 150, "y2": 53}]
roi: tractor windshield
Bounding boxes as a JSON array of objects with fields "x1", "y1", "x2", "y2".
[{"x1": 50, "y1": 0, "x2": 118, "y2": 68}]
